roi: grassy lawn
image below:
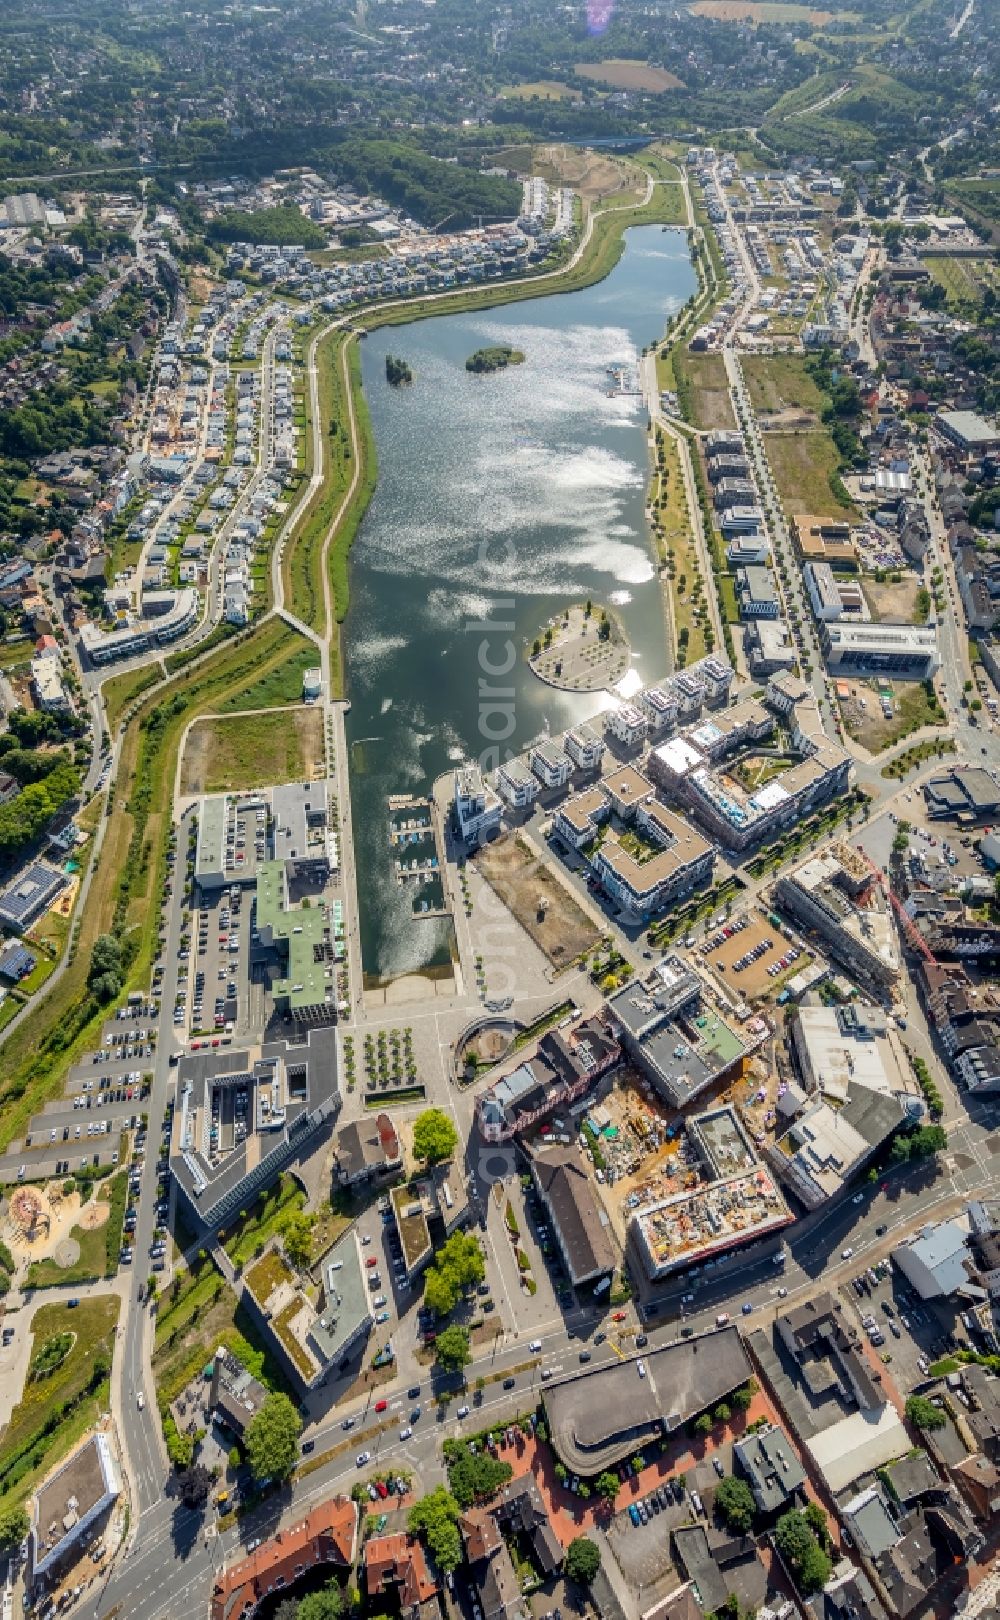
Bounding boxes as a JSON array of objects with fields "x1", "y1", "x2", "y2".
[
  {"x1": 677, "y1": 348, "x2": 736, "y2": 430},
  {"x1": 180, "y1": 707, "x2": 324, "y2": 795},
  {"x1": 651, "y1": 429, "x2": 710, "y2": 665},
  {"x1": 281, "y1": 327, "x2": 355, "y2": 636},
  {"x1": 103, "y1": 662, "x2": 164, "y2": 732},
  {"x1": 719, "y1": 573, "x2": 740, "y2": 623},
  {"x1": 152, "y1": 1265, "x2": 291, "y2": 1407},
  {"x1": 220, "y1": 1174, "x2": 304, "y2": 1268},
  {"x1": 0, "y1": 638, "x2": 33, "y2": 672},
  {"x1": 499, "y1": 80, "x2": 580, "y2": 100},
  {"x1": 0, "y1": 1295, "x2": 119, "y2": 1507},
  {"x1": 742, "y1": 354, "x2": 826, "y2": 416},
  {"x1": 766, "y1": 430, "x2": 855, "y2": 519},
  {"x1": 216, "y1": 627, "x2": 317, "y2": 711}
]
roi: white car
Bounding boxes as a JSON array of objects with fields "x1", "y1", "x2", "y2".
[
  {"x1": 528, "y1": 1339, "x2": 542, "y2": 1353},
  {"x1": 841, "y1": 1247, "x2": 854, "y2": 1260},
  {"x1": 356, "y1": 1451, "x2": 371, "y2": 1467},
  {"x1": 637, "y1": 1359, "x2": 646, "y2": 1379},
  {"x1": 137, "y1": 1393, "x2": 145, "y2": 1411},
  {"x1": 456, "y1": 1405, "x2": 470, "y2": 1419},
  {"x1": 399, "y1": 1426, "x2": 412, "y2": 1441}
]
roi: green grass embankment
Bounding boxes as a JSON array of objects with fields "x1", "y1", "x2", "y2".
[{"x1": 0, "y1": 617, "x2": 314, "y2": 1154}]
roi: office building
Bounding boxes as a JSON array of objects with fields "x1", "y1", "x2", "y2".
[
  {"x1": 820, "y1": 622, "x2": 940, "y2": 678},
  {"x1": 606, "y1": 956, "x2": 756, "y2": 1111}
]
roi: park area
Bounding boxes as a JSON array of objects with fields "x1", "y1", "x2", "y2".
[
  {"x1": 0, "y1": 1295, "x2": 120, "y2": 1509},
  {"x1": 473, "y1": 835, "x2": 601, "y2": 969},
  {"x1": 179, "y1": 707, "x2": 324, "y2": 795}
]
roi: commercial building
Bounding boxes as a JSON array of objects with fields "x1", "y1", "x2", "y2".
[
  {"x1": 170, "y1": 1028, "x2": 340, "y2": 1231},
  {"x1": 775, "y1": 845, "x2": 900, "y2": 990},
  {"x1": 936, "y1": 411, "x2": 1000, "y2": 456},
  {"x1": 737, "y1": 566, "x2": 780, "y2": 619},
  {"x1": 766, "y1": 1087, "x2": 909, "y2": 1211},
  {"x1": 820, "y1": 622, "x2": 941, "y2": 679},
  {"x1": 528, "y1": 1141, "x2": 618, "y2": 1290},
  {"x1": 543, "y1": 1327, "x2": 752, "y2": 1475},
  {"x1": 244, "y1": 1229, "x2": 372, "y2": 1391},
  {"x1": 31, "y1": 1434, "x2": 121, "y2": 1580},
  {"x1": 334, "y1": 1113, "x2": 402, "y2": 1187},
  {"x1": 733, "y1": 1424, "x2": 805, "y2": 1516},
  {"x1": 209, "y1": 1346, "x2": 269, "y2": 1438},
  {"x1": 606, "y1": 957, "x2": 755, "y2": 1111},
  {"x1": 390, "y1": 1162, "x2": 470, "y2": 1280},
  {"x1": 453, "y1": 764, "x2": 502, "y2": 846},
  {"x1": 892, "y1": 1218, "x2": 972, "y2": 1301},
  {"x1": 788, "y1": 1004, "x2": 915, "y2": 1106},
  {"x1": 256, "y1": 860, "x2": 340, "y2": 1023},
  {"x1": 476, "y1": 1015, "x2": 620, "y2": 1144},
  {"x1": 0, "y1": 861, "x2": 67, "y2": 933},
  {"x1": 746, "y1": 619, "x2": 796, "y2": 676},
  {"x1": 629, "y1": 1105, "x2": 791, "y2": 1281},
  {"x1": 924, "y1": 765, "x2": 1000, "y2": 825},
  {"x1": 271, "y1": 781, "x2": 332, "y2": 881},
  {"x1": 792, "y1": 515, "x2": 856, "y2": 569}
]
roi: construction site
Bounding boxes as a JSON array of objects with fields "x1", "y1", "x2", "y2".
[{"x1": 623, "y1": 1102, "x2": 793, "y2": 1282}]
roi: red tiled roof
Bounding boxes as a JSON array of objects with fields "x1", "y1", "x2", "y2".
[
  {"x1": 461, "y1": 1507, "x2": 501, "y2": 1564},
  {"x1": 365, "y1": 1532, "x2": 439, "y2": 1610},
  {"x1": 211, "y1": 1497, "x2": 357, "y2": 1620}
]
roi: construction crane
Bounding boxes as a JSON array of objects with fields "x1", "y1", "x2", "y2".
[{"x1": 859, "y1": 850, "x2": 937, "y2": 967}]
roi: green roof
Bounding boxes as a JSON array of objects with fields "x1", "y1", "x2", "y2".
[{"x1": 256, "y1": 860, "x2": 332, "y2": 1013}]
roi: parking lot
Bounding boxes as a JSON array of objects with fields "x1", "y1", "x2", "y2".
[
  {"x1": 698, "y1": 912, "x2": 802, "y2": 1000},
  {"x1": 839, "y1": 1262, "x2": 955, "y2": 1393},
  {"x1": 183, "y1": 879, "x2": 252, "y2": 1039}
]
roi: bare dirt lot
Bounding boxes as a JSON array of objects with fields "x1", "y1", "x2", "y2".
[
  {"x1": 575, "y1": 59, "x2": 685, "y2": 92},
  {"x1": 862, "y1": 574, "x2": 922, "y2": 624},
  {"x1": 472, "y1": 834, "x2": 601, "y2": 969},
  {"x1": 180, "y1": 707, "x2": 324, "y2": 795},
  {"x1": 690, "y1": 0, "x2": 849, "y2": 21},
  {"x1": 491, "y1": 143, "x2": 640, "y2": 203}
]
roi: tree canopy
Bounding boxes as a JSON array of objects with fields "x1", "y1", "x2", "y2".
[
  {"x1": 443, "y1": 1439, "x2": 513, "y2": 1509},
  {"x1": 0, "y1": 1503, "x2": 29, "y2": 1551},
  {"x1": 408, "y1": 1486, "x2": 463, "y2": 1570},
  {"x1": 564, "y1": 1536, "x2": 601, "y2": 1585},
  {"x1": 411, "y1": 1107, "x2": 458, "y2": 1165},
  {"x1": 296, "y1": 1580, "x2": 344, "y2": 1620},
  {"x1": 434, "y1": 1323, "x2": 472, "y2": 1373},
  {"x1": 774, "y1": 1509, "x2": 831, "y2": 1595},
  {"x1": 905, "y1": 1394, "x2": 946, "y2": 1431},
  {"x1": 244, "y1": 1391, "x2": 302, "y2": 1482},
  {"x1": 424, "y1": 1232, "x2": 484, "y2": 1317},
  {"x1": 714, "y1": 1475, "x2": 755, "y2": 1534}
]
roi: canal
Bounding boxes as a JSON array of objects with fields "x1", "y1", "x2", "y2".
[{"x1": 344, "y1": 224, "x2": 697, "y2": 987}]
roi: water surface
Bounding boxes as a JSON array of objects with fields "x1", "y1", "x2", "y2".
[{"x1": 345, "y1": 226, "x2": 697, "y2": 983}]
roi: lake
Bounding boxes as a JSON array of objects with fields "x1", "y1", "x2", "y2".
[{"x1": 344, "y1": 225, "x2": 697, "y2": 985}]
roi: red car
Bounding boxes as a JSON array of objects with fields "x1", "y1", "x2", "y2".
[
  {"x1": 612, "y1": 1311, "x2": 627, "y2": 1322},
  {"x1": 376, "y1": 1481, "x2": 389, "y2": 1499},
  {"x1": 366, "y1": 1256, "x2": 378, "y2": 1269},
  {"x1": 374, "y1": 1399, "x2": 388, "y2": 1413}
]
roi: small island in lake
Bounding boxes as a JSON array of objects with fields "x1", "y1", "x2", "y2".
[
  {"x1": 465, "y1": 345, "x2": 525, "y2": 374},
  {"x1": 385, "y1": 353, "x2": 413, "y2": 385}
]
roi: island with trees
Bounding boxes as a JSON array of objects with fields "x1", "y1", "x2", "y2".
[
  {"x1": 385, "y1": 353, "x2": 414, "y2": 386},
  {"x1": 465, "y1": 346, "x2": 525, "y2": 374}
]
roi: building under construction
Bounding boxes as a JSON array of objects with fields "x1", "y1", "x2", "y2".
[
  {"x1": 627, "y1": 1103, "x2": 792, "y2": 1281},
  {"x1": 775, "y1": 843, "x2": 900, "y2": 991}
]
